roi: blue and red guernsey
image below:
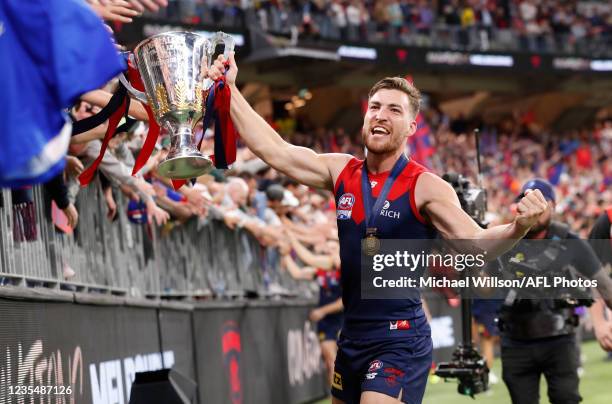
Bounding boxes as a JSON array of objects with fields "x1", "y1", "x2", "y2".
[
  {"x1": 316, "y1": 267, "x2": 342, "y2": 307},
  {"x1": 334, "y1": 157, "x2": 437, "y2": 339}
]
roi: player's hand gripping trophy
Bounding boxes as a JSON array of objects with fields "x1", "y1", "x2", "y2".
[{"x1": 120, "y1": 31, "x2": 234, "y2": 179}]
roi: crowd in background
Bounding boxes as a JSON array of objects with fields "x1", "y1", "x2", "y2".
[
  {"x1": 54, "y1": 94, "x2": 611, "y2": 243},
  {"x1": 158, "y1": 0, "x2": 612, "y2": 55},
  {"x1": 425, "y1": 112, "x2": 612, "y2": 237}
]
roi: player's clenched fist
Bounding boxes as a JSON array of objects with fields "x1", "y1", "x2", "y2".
[
  {"x1": 515, "y1": 189, "x2": 548, "y2": 231},
  {"x1": 202, "y1": 52, "x2": 238, "y2": 86}
]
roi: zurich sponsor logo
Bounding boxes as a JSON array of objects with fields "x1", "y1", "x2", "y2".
[{"x1": 380, "y1": 200, "x2": 400, "y2": 219}]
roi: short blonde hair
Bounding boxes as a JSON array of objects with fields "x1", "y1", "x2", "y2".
[{"x1": 368, "y1": 77, "x2": 421, "y2": 116}]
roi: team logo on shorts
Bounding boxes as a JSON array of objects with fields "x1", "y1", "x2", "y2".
[
  {"x1": 368, "y1": 360, "x2": 383, "y2": 372},
  {"x1": 332, "y1": 372, "x2": 343, "y2": 390},
  {"x1": 337, "y1": 193, "x2": 355, "y2": 220}
]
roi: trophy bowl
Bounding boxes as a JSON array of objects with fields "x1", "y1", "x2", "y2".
[{"x1": 122, "y1": 31, "x2": 234, "y2": 179}]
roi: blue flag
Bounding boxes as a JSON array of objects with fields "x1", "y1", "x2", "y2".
[{"x1": 0, "y1": 0, "x2": 126, "y2": 187}]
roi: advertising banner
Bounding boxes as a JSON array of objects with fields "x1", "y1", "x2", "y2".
[
  {"x1": 0, "y1": 299, "x2": 173, "y2": 404},
  {"x1": 192, "y1": 302, "x2": 327, "y2": 404}
]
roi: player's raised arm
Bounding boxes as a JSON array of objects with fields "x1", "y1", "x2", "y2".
[
  {"x1": 415, "y1": 171, "x2": 548, "y2": 258},
  {"x1": 204, "y1": 53, "x2": 351, "y2": 190}
]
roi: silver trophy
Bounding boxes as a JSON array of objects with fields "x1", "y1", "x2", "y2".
[{"x1": 120, "y1": 31, "x2": 235, "y2": 179}]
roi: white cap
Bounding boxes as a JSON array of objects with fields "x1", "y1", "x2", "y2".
[{"x1": 282, "y1": 190, "x2": 299, "y2": 208}]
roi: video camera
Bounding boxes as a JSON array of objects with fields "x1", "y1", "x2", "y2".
[
  {"x1": 435, "y1": 345, "x2": 489, "y2": 397},
  {"x1": 442, "y1": 173, "x2": 487, "y2": 228},
  {"x1": 502, "y1": 259, "x2": 594, "y2": 304},
  {"x1": 434, "y1": 172, "x2": 489, "y2": 397}
]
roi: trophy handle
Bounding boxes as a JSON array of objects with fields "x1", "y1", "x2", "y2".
[
  {"x1": 118, "y1": 53, "x2": 148, "y2": 104},
  {"x1": 202, "y1": 32, "x2": 236, "y2": 90}
]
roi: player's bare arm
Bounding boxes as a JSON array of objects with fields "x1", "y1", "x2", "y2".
[
  {"x1": 204, "y1": 53, "x2": 351, "y2": 190},
  {"x1": 415, "y1": 171, "x2": 548, "y2": 258},
  {"x1": 311, "y1": 298, "x2": 344, "y2": 321}
]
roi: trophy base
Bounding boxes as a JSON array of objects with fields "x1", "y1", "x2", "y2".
[{"x1": 157, "y1": 154, "x2": 213, "y2": 180}]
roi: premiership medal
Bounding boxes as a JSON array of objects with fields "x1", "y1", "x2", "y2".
[{"x1": 363, "y1": 228, "x2": 380, "y2": 256}]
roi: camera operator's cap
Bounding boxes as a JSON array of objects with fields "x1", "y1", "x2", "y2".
[{"x1": 518, "y1": 178, "x2": 556, "y2": 202}]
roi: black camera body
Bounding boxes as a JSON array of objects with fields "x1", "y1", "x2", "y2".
[
  {"x1": 497, "y1": 258, "x2": 593, "y2": 340},
  {"x1": 435, "y1": 345, "x2": 489, "y2": 397},
  {"x1": 442, "y1": 173, "x2": 488, "y2": 228},
  {"x1": 502, "y1": 259, "x2": 594, "y2": 303},
  {"x1": 434, "y1": 172, "x2": 490, "y2": 397}
]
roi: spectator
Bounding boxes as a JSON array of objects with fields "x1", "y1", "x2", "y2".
[
  {"x1": 416, "y1": 1, "x2": 435, "y2": 35},
  {"x1": 329, "y1": 0, "x2": 348, "y2": 40}
]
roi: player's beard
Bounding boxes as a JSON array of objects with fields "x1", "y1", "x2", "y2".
[{"x1": 362, "y1": 126, "x2": 404, "y2": 155}]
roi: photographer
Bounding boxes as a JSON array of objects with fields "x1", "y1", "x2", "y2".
[{"x1": 498, "y1": 179, "x2": 612, "y2": 404}]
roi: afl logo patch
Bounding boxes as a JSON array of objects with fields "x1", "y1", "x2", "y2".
[
  {"x1": 338, "y1": 193, "x2": 355, "y2": 210},
  {"x1": 337, "y1": 193, "x2": 355, "y2": 220}
]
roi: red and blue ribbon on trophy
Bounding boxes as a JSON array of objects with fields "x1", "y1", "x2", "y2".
[{"x1": 201, "y1": 77, "x2": 238, "y2": 170}]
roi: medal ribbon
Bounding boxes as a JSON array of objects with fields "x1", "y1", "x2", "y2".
[{"x1": 360, "y1": 154, "x2": 409, "y2": 234}]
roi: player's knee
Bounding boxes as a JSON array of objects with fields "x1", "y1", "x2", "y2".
[{"x1": 321, "y1": 341, "x2": 337, "y2": 361}]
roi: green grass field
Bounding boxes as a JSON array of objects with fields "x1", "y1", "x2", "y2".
[{"x1": 315, "y1": 341, "x2": 611, "y2": 404}]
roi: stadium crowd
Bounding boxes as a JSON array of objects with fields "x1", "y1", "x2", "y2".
[
  {"x1": 428, "y1": 112, "x2": 612, "y2": 237},
  {"x1": 158, "y1": 0, "x2": 612, "y2": 55}
]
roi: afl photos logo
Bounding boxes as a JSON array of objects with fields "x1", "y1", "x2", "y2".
[{"x1": 337, "y1": 193, "x2": 355, "y2": 220}]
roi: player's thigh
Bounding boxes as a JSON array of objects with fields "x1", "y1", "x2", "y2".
[
  {"x1": 332, "y1": 397, "x2": 347, "y2": 404},
  {"x1": 360, "y1": 390, "x2": 402, "y2": 404}
]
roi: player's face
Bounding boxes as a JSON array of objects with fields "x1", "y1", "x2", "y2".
[{"x1": 362, "y1": 89, "x2": 416, "y2": 155}]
